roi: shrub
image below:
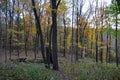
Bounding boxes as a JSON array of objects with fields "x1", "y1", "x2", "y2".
[
  {"x1": 0, "y1": 63, "x2": 60, "y2": 80},
  {"x1": 62, "y1": 58, "x2": 120, "y2": 80}
]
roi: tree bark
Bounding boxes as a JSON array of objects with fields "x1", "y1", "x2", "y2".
[
  {"x1": 115, "y1": 2, "x2": 118, "y2": 67},
  {"x1": 31, "y1": 0, "x2": 46, "y2": 63},
  {"x1": 63, "y1": 13, "x2": 66, "y2": 57},
  {"x1": 51, "y1": 0, "x2": 59, "y2": 70}
]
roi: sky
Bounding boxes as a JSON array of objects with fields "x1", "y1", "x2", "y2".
[
  {"x1": 83, "y1": 0, "x2": 112, "y2": 13},
  {"x1": 66, "y1": 0, "x2": 112, "y2": 16},
  {"x1": 65, "y1": 0, "x2": 112, "y2": 26}
]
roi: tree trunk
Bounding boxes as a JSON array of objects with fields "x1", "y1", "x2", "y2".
[
  {"x1": 31, "y1": 0, "x2": 46, "y2": 63},
  {"x1": 75, "y1": 1, "x2": 79, "y2": 61},
  {"x1": 63, "y1": 13, "x2": 66, "y2": 57},
  {"x1": 95, "y1": 0, "x2": 98, "y2": 62},
  {"x1": 16, "y1": 0, "x2": 20, "y2": 57},
  {"x1": 5, "y1": 0, "x2": 8, "y2": 62},
  {"x1": 115, "y1": 3, "x2": 118, "y2": 67},
  {"x1": 22, "y1": 3, "x2": 28, "y2": 57},
  {"x1": 51, "y1": 0, "x2": 59, "y2": 70},
  {"x1": 71, "y1": 0, "x2": 74, "y2": 63}
]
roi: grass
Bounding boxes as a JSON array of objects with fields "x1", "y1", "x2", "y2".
[
  {"x1": 0, "y1": 63, "x2": 60, "y2": 80},
  {"x1": 0, "y1": 58, "x2": 120, "y2": 80},
  {"x1": 60, "y1": 58, "x2": 120, "y2": 80}
]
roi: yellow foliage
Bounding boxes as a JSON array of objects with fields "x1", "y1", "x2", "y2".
[
  {"x1": 13, "y1": 43, "x2": 25, "y2": 46},
  {"x1": 7, "y1": 29, "x2": 24, "y2": 34},
  {"x1": 99, "y1": 46, "x2": 107, "y2": 49},
  {"x1": 110, "y1": 50, "x2": 116, "y2": 57},
  {"x1": 66, "y1": 34, "x2": 71, "y2": 49},
  {"x1": 57, "y1": 0, "x2": 67, "y2": 15},
  {"x1": 20, "y1": 0, "x2": 31, "y2": 3},
  {"x1": 86, "y1": 28, "x2": 96, "y2": 41},
  {"x1": 46, "y1": 8, "x2": 53, "y2": 12},
  {"x1": 12, "y1": 38, "x2": 19, "y2": 43},
  {"x1": 30, "y1": 24, "x2": 36, "y2": 36}
]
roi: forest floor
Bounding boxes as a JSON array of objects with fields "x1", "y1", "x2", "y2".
[
  {"x1": 0, "y1": 50, "x2": 75, "y2": 80},
  {"x1": 0, "y1": 51, "x2": 120, "y2": 80}
]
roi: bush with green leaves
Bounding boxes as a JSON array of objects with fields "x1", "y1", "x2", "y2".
[
  {"x1": 0, "y1": 63, "x2": 60, "y2": 80},
  {"x1": 62, "y1": 58, "x2": 120, "y2": 80}
]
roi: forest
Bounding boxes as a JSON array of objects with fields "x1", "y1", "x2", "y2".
[{"x1": 0, "y1": 0, "x2": 120, "y2": 80}]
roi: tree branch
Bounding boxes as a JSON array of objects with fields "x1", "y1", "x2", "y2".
[
  {"x1": 116, "y1": 0, "x2": 120, "y2": 11},
  {"x1": 56, "y1": 0, "x2": 61, "y2": 9}
]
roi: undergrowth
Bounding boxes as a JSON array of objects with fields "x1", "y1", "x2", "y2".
[
  {"x1": 61, "y1": 58, "x2": 120, "y2": 80},
  {"x1": 0, "y1": 58, "x2": 120, "y2": 80},
  {"x1": 0, "y1": 63, "x2": 60, "y2": 80}
]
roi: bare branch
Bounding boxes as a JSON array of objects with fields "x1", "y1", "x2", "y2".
[{"x1": 56, "y1": 0, "x2": 61, "y2": 9}]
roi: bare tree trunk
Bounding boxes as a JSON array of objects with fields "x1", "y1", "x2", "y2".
[
  {"x1": 106, "y1": 28, "x2": 109, "y2": 63},
  {"x1": 115, "y1": 2, "x2": 118, "y2": 67},
  {"x1": 75, "y1": 0, "x2": 79, "y2": 61},
  {"x1": 71, "y1": 0, "x2": 74, "y2": 63},
  {"x1": 63, "y1": 13, "x2": 66, "y2": 57},
  {"x1": 16, "y1": 0, "x2": 20, "y2": 57},
  {"x1": 100, "y1": 13, "x2": 104, "y2": 63},
  {"x1": 8, "y1": 1, "x2": 12, "y2": 60},
  {"x1": 5, "y1": 0, "x2": 8, "y2": 62},
  {"x1": 95, "y1": 0, "x2": 99, "y2": 62},
  {"x1": 51, "y1": 0, "x2": 59, "y2": 70},
  {"x1": 0, "y1": 14, "x2": 1, "y2": 52},
  {"x1": 22, "y1": 3, "x2": 28, "y2": 57},
  {"x1": 31, "y1": 0, "x2": 46, "y2": 63},
  {"x1": 108, "y1": 30, "x2": 111, "y2": 63}
]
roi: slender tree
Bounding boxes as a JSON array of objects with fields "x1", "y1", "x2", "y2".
[
  {"x1": 51, "y1": 0, "x2": 61, "y2": 70},
  {"x1": 16, "y1": 0, "x2": 20, "y2": 57},
  {"x1": 95, "y1": 0, "x2": 99, "y2": 62},
  {"x1": 31, "y1": 0, "x2": 46, "y2": 63},
  {"x1": 8, "y1": 0, "x2": 12, "y2": 60},
  {"x1": 5, "y1": 0, "x2": 8, "y2": 62},
  {"x1": 75, "y1": 0, "x2": 79, "y2": 61},
  {"x1": 71, "y1": 0, "x2": 75, "y2": 63},
  {"x1": 115, "y1": 0, "x2": 118, "y2": 67},
  {"x1": 63, "y1": 13, "x2": 66, "y2": 57}
]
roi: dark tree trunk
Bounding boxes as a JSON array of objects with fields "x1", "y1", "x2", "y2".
[
  {"x1": 100, "y1": 15, "x2": 104, "y2": 63},
  {"x1": 63, "y1": 13, "x2": 66, "y2": 57},
  {"x1": 31, "y1": 0, "x2": 46, "y2": 63},
  {"x1": 45, "y1": 46, "x2": 53, "y2": 69},
  {"x1": 16, "y1": 0, "x2": 20, "y2": 57},
  {"x1": 71, "y1": 0, "x2": 74, "y2": 63},
  {"x1": 108, "y1": 31, "x2": 111, "y2": 63},
  {"x1": 100, "y1": 32, "x2": 103, "y2": 63},
  {"x1": 106, "y1": 28, "x2": 109, "y2": 63},
  {"x1": 8, "y1": 1, "x2": 12, "y2": 60},
  {"x1": 115, "y1": 3, "x2": 118, "y2": 67},
  {"x1": 106, "y1": 17, "x2": 111, "y2": 63},
  {"x1": 34, "y1": 33, "x2": 39, "y2": 59},
  {"x1": 5, "y1": 0, "x2": 8, "y2": 62},
  {"x1": 0, "y1": 15, "x2": 1, "y2": 51},
  {"x1": 51, "y1": 0, "x2": 59, "y2": 70},
  {"x1": 95, "y1": 29, "x2": 98, "y2": 62},
  {"x1": 75, "y1": 1, "x2": 79, "y2": 61},
  {"x1": 95, "y1": 0, "x2": 98, "y2": 62}
]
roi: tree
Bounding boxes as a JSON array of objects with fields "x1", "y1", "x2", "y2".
[
  {"x1": 105, "y1": 0, "x2": 120, "y2": 66},
  {"x1": 115, "y1": 0, "x2": 119, "y2": 67},
  {"x1": 63, "y1": 13, "x2": 66, "y2": 57},
  {"x1": 51, "y1": 0, "x2": 61, "y2": 70},
  {"x1": 95, "y1": 0, "x2": 99, "y2": 62},
  {"x1": 31, "y1": 0, "x2": 46, "y2": 63},
  {"x1": 5, "y1": 0, "x2": 8, "y2": 62}
]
